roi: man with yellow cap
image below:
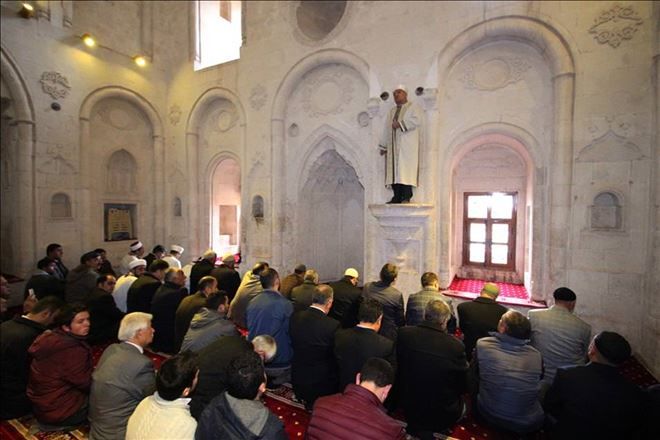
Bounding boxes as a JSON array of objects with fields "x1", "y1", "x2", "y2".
[{"x1": 379, "y1": 84, "x2": 423, "y2": 203}]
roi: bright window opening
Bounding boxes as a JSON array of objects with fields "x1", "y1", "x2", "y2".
[
  {"x1": 463, "y1": 192, "x2": 517, "y2": 270},
  {"x1": 195, "y1": 1, "x2": 242, "y2": 71}
]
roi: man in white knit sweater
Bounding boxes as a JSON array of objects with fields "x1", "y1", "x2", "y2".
[{"x1": 126, "y1": 351, "x2": 199, "y2": 439}]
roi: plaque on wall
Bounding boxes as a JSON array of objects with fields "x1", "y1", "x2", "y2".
[{"x1": 104, "y1": 203, "x2": 137, "y2": 241}]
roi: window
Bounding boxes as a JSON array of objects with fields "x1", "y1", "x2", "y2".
[
  {"x1": 463, "y1": 192, "x2": 517, "y2": 270},
  {"x1": 195, "y1": 1, "x2": 242, "y2": 71}
]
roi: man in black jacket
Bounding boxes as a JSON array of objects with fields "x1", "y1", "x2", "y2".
[
  {"x1": 1, "y1": 296, "x2": 63, "y2": 419},
  {"x1": 457, "y1": 282, "x2": 508, "y2": 360},
  {"x1": 189, "y1": 250, "x2": 216, "y2": 294},
  {"x1": 190, "y1": 334, "x2": 276, "y2": 420},
  {"x1": 195, "y1": 350, "x2": 286, "y2": 439},
  {"x1": 173, "y1": 276, "x2": 218, "y2": 353},
  {"x1": 544, "y1": 331, "x2": 650, "y2": 439},
  {"x1": 24, "y1": 257, "x2": 66, "y2": 300},
  {"x1": 126, "y1": 259, "x2": 169, "y2": 313},
  {"x1": 151, "y1": 268, "x2": 188, "y2": 353},
  {"x1": 209, "y1": 253, "x2": 241, "y2": 301},
  {"x1": 397, "y1": 299, "x2": 468, "y2": 438},
  {"x1": 362, "y1": 263, "x2": 405, "y2": 341},
  {"x1": 334, "y1": 298, "x2": 396, "y2": 392},
  {"x1": 290, "y1": 284, "x2": 340, "y2": 409},
  {"x1": 87, "y1": 274, "x2": 124, "y2": 344},
  {"x1": 328, "y1": 268, "x2": 362, "y2": 328}
]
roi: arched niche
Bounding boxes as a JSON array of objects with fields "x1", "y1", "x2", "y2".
[
  {"x1": 590, "y1": 191, "x2": 623, "y2": 231},
  {"x1": 1, "y1": 45, "x2": 36, "y2": 276},
  {"x1": 297, "y1": 146, "x2": 364, "y2": 281},
  {"x1": 174, "y1": 197, "x2": 183, "y2": 217},
  {"x1": 209, "y1": 155, "x2": 241, "y2": 256},
  {"x1": 80, "y1": 87, "x2": 162, "y2": 252},
  {"x1": 251, "y1": 195, "x2": 264, "y2": 222},
  {"x1": 436, "y1": 16, "x2": 575, "y2": 299},
  {"x1": 185, "y1": 87, "x2": 246, "y2": 258},
  {"x1": 50, "y1": 192, "x2": 72, "y2": 219}
]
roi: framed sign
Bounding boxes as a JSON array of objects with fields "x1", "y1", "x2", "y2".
[{"x1": 104, "y1": 203, "x2": 137, "y2": 242}]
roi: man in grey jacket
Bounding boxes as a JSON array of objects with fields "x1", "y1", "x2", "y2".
[
  {"x1": 181, "y1": 292, "x2": 239, "y2": 352},
  {"x1": 88, "y1": 312, "x2": 156, "y2": 440}
]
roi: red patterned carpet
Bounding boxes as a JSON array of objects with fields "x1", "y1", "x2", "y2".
[
  {"x1": 448, "y1": 276, "x2": 529, "y2": 299},
  {"x1": 1, "y1": 343, "x2": 656, "y2": 440}
]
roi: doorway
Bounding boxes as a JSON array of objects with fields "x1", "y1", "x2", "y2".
[{"x1": 210, "y1": 157, "x2": 240, "y2": 256}]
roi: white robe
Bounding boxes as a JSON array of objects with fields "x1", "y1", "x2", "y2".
[
  {"x1": 119, "y1": 254, "x2": 137, "y2": 276},
  {"x1": 379, "y1": 101, "x2": 423, "y2": 187},
  {"x1": 163, "y1": 255, "x2": 182, "y2": 269}
]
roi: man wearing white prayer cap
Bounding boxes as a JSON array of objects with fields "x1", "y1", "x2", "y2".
[
  {"x1": 378, "y1": 84, "x2": 423, "y2": 204},
  {"x1": 113, "y1": 258, "x2": 147, "y2": 312},
  {"x1": 119, "y1": 240, "x2": 145, "y2": 275},
  {"x1": 163, "y1": 245, "x2": 184, "y2": 269}
]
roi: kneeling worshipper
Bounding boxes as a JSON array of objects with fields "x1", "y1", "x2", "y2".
[{"x1": 27, "y1": 304, "x2": 93, "y2": 430}]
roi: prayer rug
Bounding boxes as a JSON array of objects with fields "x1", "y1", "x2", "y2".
[{"x1": 448, "y1": 276, "x2": 529, "y2": 300}]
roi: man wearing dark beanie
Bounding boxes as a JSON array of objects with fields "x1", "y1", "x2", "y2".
[
  {"x1": 544, "y1": 331, "x2": 649, "y2": 439},
  {"x1": 528, "y1": 287, "x2": 591, "y2": 390}
]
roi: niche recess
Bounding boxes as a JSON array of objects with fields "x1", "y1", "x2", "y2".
[{"x1": 590, "y1": 191, "x2": 622, "y2": 231}]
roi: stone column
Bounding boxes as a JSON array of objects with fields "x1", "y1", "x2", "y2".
[
  {"x1": 153, "y1": 134, "x2": 165, "y2": 244},
  {"x1": 420, "y1": 88, "x2": 438, "y2": 204},
  {"x1": 186, "y1": 131, "x2": 200, "y2": 257},
  {"x1": 548, "y1": 72, "x2": 575, "y2": 290},
  {"x1": 270, "y1": 119, "x2": 284, "y2": 269},
  {"x1": 78, "y1": 115, "x2": 92, "y2": 253},
  {"x1": 13, "y1": 120, "x2": 36, "y2": 277}
]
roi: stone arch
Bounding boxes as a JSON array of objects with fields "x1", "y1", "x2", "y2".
[
  {"x1": 436, "y1": 16, "x2": 576, "y2": 297},
  {"x1": 447, "y1": 125, "x2": 539, "y2": 295},
  {"x1": 296, "y1": 124, "x2": 365, "y2": 190},
  {"x1": 0, "y1": 45, "x2": 36, "y2": 276},
  {"x1": 270, "y1": 49, "x2": 375, "y2": 268},
  {"x1": 185, "y1": 88, "x2": 246, "y2": 258},
  {"x1": 206, "y1": 151, "x2": 242, "y2": 255},
  {"x1": 79, "y1": 87, "x2": 164, "y2": 251}
]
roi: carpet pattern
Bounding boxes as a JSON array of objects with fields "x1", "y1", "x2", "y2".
[{"x1": 448, "y1": 277, "x2": 528, "y2": 300}]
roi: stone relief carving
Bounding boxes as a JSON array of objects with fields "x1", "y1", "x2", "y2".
[
  {"x1": 97, "y1": 104, "x2": 140, "y2": 131},
  {"x1": 589, "y1": 3, "x2": 643, "y2": 48},
  {"x1": 169, "y1": 105, "x2": 182, "y2": 126},
  {"x1": 249, "y1": 85, "x2": 268, "y2": 110},
  {"x1": 39, "y1": 155, "x2": 75, "y2": 187},
  {"x1": 302, "y1": 71, "x2": 354, "y2": 117},
  {"x1": 215, "y1": 109, "x2": 237, "y2": 132},
  {"x1": 576, "y1": 130, "x2": 644, "y2": 162},
  {"x1": 366, "y1": 97, "x2": 380, "y2": 118},
  {"x1": 39, "y1": 72, "x2": 71, "y2": 100},
  {"x1": 357, "y1": 111, "x2": 370, "y2": 127},
  {"x1": 460, "y1": 57, "x2": 531, "y2": 91}
]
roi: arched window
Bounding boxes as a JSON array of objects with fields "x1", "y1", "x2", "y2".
[
  {"x1": 194, "y1": 1, "x2": 242, "y2": 70},
  {"x1": 50, "y1": 193, "x2": 72, "y2": 218},
  {"x1": 591, "y1": 192, "x2": 622, "y2": 230}
]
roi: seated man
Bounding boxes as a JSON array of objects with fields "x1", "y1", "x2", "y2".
[
  {"x1": 457, "y1": 282, "x2": 508, "y2": 360},
  {"x1": 190, "y1": 334, "x2": 276, "y2": 419},
  {"x1": 86, "y1": 274, "x2": 124, "y2": 344},
  {"x1": 113, "y1": 259, "x2": 146, "y2": 313},
  {"x1": 306, "y1": 358, "x2": 407, "y2": 440},
  {"x1": 181, "y1": 291, "x2": 239, "y2": 353},
  {"x1": 398, "y1": 299, "x2": 468, "y2": 438},
  {"x1": 328, "y1": 268, "x2": 362, "y2": 328},
  {"x1": 89, "y1": 312, "x2": 156, "y2": 440},
  {"x1": 209, "y1": 253, "x2": 241, "y2": 301},
  {"x1": 544, "y1": 331, "x2": 649, "y2": 439},
  {"x1": 174, "y1": 275, "x2": 217, "y2": 352},
  {"x1": 528, "y1": 287, "x2": 591, "y2": 388},
  {"x1": 195, "y1": 351, "x2": 287, "y2": 439},
  {"x1": 290, "y1": 284, "x2": 340, "y2": 409},
  {"x1": 472, "y1": 310, "x2": 544, "y2": 434},
  {"x1": 24, "y1": 257, "x2": 65, "y2": 300},
  {"x1": 189, "y1": 249, "x2": 216, "y2": 294},
  {"x1": 246, "y1": 268, "x2": 294, "y2": 387},
  {"x1": 290, "y1": 269, "x2": 319, "y2": 312},
  {"x1": 406, "y1": 272, "x2": 456, "y2": 332},
  {"x1": 1, "y1": 296, "x2": 63, "y2": 419},
  {"x1": 126, "y1": 259, "x2": 169, "y2": 314},
  {"x1": 335, "y1": 298, "x2": 395, "y2": 392},
  {"x1": 362, "y1": 263, "x2": 405, "y2": 341},
  {"x1": 279, "y1": 263, "x2": 306, "y2": 299},
  {"x1": 126, "y1": 351, "x2": 199, "y2": 439},
  {"x1": 65, "y1": 251, "x2": 101, "y2": 304},
  {"x1": 151, "y1": 268, "x2": 188, "y2": 353}
]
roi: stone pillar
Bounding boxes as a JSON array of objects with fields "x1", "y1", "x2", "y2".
[
  {"x1": 153, "y1": 134, "x2": 165, "y2": 244},
  {"x1": 420, "y1": 88, "x2": 438, "y2": 204},
  {"x1": 548, "y1": 72, "x2": 575, "y2": 290},
  {"x1": 186, "y1": 132, "x2": 200, "y2": 257},
  {"x1": 13, "y1": 120, "x2": 36, "y2": 277},
  {"x1": 367, "y1": 204, "x2": 435, "y2": 302},
  {"x1": 271, "y1": 119, "x2": 284, "y2": 269},
  {"x1": 78, "y1": 115, "x2": 92, "y2": 253}
]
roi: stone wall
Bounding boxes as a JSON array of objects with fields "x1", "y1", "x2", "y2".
[{"x1": 1, "y1": 1, "x2": 657, "y2": 375}]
